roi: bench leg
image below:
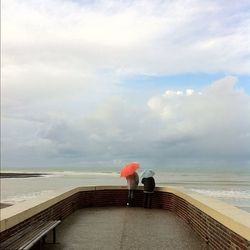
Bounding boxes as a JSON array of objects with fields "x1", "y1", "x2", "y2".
[
  {"x1": 42, "y1": 235, "x2": 46, "y2": 244},
  {"x1": 53, "y1": 228, "x2": 56, "y2": 243}
]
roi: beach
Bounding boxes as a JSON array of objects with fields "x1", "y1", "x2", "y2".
[{"x1": 0, "y1": 172, "x2": 48, "y2": 208}]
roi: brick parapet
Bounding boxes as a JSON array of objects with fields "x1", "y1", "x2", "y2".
[{"x1": 0, "y1": 186, "x2": 249, "y2": 250}]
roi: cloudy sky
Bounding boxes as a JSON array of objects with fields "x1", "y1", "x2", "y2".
[{"x1": 1, "y1": 0, "x2": 250, "y2": 170}]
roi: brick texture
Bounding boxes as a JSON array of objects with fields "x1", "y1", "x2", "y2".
[{"x1": 1, "y1": 189, "x2": 249, "y2": 250}]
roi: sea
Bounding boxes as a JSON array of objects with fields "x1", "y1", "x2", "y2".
[{"x1": 1, "y1": 167, "x2": 250, "y2": 213}]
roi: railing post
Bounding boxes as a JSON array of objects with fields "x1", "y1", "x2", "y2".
[{"x1": 53, "y1": 228, "x2": 56, "y2": 243}]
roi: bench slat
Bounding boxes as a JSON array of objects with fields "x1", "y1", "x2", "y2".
[
  {"x1": 0, "y1": 221, "x2": 60, "y2": 250},
  {"x1": 2, "y1": 222, "x2": 46, "y2": 249},
  {"x1": 14, "y1": 222, "x2": 56, "y2": 249},
  {"x1": 0, "y1": 222, "x2": 44, "y2": 249},
  {"x1": 23, "y1": 221, "x2": 61, "y2": 250}
]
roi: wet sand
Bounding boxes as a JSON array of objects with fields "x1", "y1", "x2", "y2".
[
  {"x1": 0, "y1": 172, "x2": 49, "y2": 209},
  {"x1": 0, "y1": 172, "x2": 47, "y2": 178},
  {"x1": 0, "y1": 203, "x2": 13, "y2": 209}
]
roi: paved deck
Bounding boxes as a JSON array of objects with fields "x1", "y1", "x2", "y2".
[{"x1": 44, "y1": 207, "x2": 208, "y2": 250}]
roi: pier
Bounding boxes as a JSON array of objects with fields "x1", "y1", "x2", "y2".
[
  {"x1": 1, "y1": 186, "x2": 250, "y2": 249},
  {"x1": 43, "y1": 207, "x2": 206, "y2": 249}
]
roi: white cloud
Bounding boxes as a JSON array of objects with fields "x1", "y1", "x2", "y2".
[
  {"x1": 2, "y1": 0, "x2": 249, "y2": 110},
  {"x1": 147, "y1": 76, "x2": 250, "y2": 159},
  {"x1": 2, "y1": 0, "x2": 250, "y2": 76},
  {"x1": 1, "y1": 0, "x2": 250, "y2": 168},
  {"x1": 2, "y1": 76, "x2": 249, "y2": 167},
  {"x1": 186, "y1": 89, "x2": 194, "y2": 96}
]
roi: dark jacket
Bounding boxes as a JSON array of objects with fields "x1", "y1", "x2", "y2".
[{"x1": 141, "y1": 177, "x2": 155, "y2": 192}]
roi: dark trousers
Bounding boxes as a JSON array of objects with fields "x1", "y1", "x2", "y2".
[
  {"x1": 143, "y1": 192, "x2": 153, "y2": 208},
  {"x1": 128, "y1": 189, "x2": 135, "y2": 207}
]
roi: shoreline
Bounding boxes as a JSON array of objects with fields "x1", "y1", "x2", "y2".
[{"x1": 0, "y1": 172, "x2": 48, "y2": 178}]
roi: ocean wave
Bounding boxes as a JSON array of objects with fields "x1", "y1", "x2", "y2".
[
  {"x1": 44, "y1": 171, "x2": 120, "y2": 177},
  {"x1": 190, "y1": 188, "x2": 250, "y2": 199}
]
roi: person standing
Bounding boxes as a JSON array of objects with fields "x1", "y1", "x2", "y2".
[
  {"x1": 126, "y1": 171, "x2": 139, "y2": 207},
  {"x1": 141, "y1": 170, "x2": 155, "y2": 208}
]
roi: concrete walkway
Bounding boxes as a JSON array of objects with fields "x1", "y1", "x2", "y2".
[{"x1": 44, "y1": 207, "x2": 208, "y2": 250}]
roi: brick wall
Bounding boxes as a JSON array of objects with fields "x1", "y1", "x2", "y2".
[
  {"x1": 153, "y1": 191, "x2": 250, "y2": 250},
  {"x1": 1, "y1": 189, "x2": 249, "y2": 250},
  {"x1": 0, "y1": 193, "x2": 81, "y2": 242}
]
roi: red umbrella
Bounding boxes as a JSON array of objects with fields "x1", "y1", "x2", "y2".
[{"x1": 120, "y1": 162, "x2": 140, "y2": 177}]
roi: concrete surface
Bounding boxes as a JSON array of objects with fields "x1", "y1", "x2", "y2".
[{"x1": 44, "y1": 207, "x2": 208, "y2": 250}]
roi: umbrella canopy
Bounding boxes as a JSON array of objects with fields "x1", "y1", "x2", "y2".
[
  {"x1": 120, "y1": 162, "x2": 140, "y2": 177},
  {"x1": 141, "y1": 169, "x2": 155, "y2": 178}
]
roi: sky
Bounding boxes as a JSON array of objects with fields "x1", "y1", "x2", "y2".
[{"x1": 1, "y1": 0, "x2": 250, "y2": 170}]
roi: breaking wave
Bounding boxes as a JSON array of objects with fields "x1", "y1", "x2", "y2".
[{"x1": 190, "y1": 188, "x2": 250, "y2": 199}]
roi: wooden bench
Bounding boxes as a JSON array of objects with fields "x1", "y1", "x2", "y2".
[{"x1": 0, "y1": 220, "x2": 61, "y2": 250}]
